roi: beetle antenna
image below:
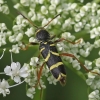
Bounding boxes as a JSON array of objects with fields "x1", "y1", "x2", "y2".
[
  {"x1": 43, "y1": 13, "x2": 61, "y2": 28},
  {"x1": 17, "y1": 11, "x2": 38, "y2": 28}
]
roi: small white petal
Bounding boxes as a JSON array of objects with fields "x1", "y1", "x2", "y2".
[
  {"x1": 41, "y1": 6, "x2": 48, "y2": 14},
  {"x1": 4, "y1": 66, "x2": 11, "y2": 75},
  {"x1": 11, "y1": 62, "x2": 17, "y2": 70},
  {"x1": 29, "y1": 37, "x2": 37, "y2": 42},
  {"x1": 19, "y1": 66, "x2": 29, "y2": 77},
  {"x1": 20, "y1": 0, "x2": 30, "y2": 6},
  {"x1": 88, "y1": 69, "x2": 99, "y2": 78},
  {"x1": 96, "y1": 58, "x2": 100, "y2": 67},
  {"x1": 16, "y1": 33, "x2": 23, "y2": 41},
  {"x1": 2, "y1": 5, "x2": 9, "y2": 14},
  {"x1": 14, "y1": 76, "x2": 21, "y2": 83},
  {"x1": 25, "y1": 27, "x2": 35, "y2": 37},
  {"x1": 5, "y1": 89, "x2": 10, "y2": 94},
  {"x1": 50, "y1": 0, "x2": 60, "y2": 5},
  {"x1": 16, "y1": 62, "x2": 21, "y2": 69},
  {"x1": 14, "y1": 3, "x2": 21, "y2": 9},
  {"x1": 0, "y1": 0, "x2": 4, "y2": 4}
]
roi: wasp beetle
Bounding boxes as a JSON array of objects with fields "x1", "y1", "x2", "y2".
[{"x1": 19, "y1": 12, "x2": 99, "y2": 86}]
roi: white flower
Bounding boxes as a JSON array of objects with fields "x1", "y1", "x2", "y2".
[
  {"x1": 28, "y1": 9, "x2": 36, "y2": 21},
  {"x1": 80, "y1": 5, "x2": 89, "y2": 16},
  {"x1": 72, "y1": 60, "x2": 80, "y2": 70},
  {"x1": 50, "y1": 17, "x2": 59, "y2": 25},
  {"x1": 42, "y1": 18, "x2": 48, "y2": 27},
  {"x1": 30, "y1": 57, "x2": 39, "y2": 67},
  {"x1": 50, "y1": 0, "x2": 60, "y2": 5},
  {"x1": 29, "y1": 37, "x2": 37, "y2": 42},
  {"x1": 90, "y1": 30, "x2": 96, "y2": 39},
  {"x1": 22, "y1": 19, "x2": 29, "y2": 26},
  {"x1": 88, "y1": 69, "x2": 100, "y2": 79},
  {"x1": 9, "y1": 35, "x2": 16, "y2": 43},
  {"x1": 61, "y1": 32, "x2": 75, "y2": 41},
  {"x1": 47, "y1": 75, "x2": 57, "y2": 85},
  {"x1": 86, "y1": 78, "x2": 94, "y2": 86},
  {"x1": 79, "y1": 49, "x2": 90, "y2": 57},
  {"x1": 14, "y1": 3, "x2": 21, "y2": 9},
  {"x1": 2, "y1": 5, "x2": 9, "y2": 14},
  {"x1": 16, "y1": 33, "x2": 23, "y2": 41},
  {"x1": 25, "y1": 27, "x2": 35, "y2": 37},
  {"x1": 4, "y1": 62, "x2": 29, "y2": 83},
  {"x1": 37, "y1": 13, "x2": 44, "y2": 21},
  {"x1": 26, "y1": 87, "x2": 35, "y2": 99},
  {"x1": 63, "y1": 56, "x2": 73, "y2": 63},
  {"x1": 89, "y1": 90, "x2": 100, "y2": 100},
  {"x1": 98, "y1": 51, "x2": 100, "y2": 56},
  {"x1": 62, "y1": 18, "x2": 72, "y2": 30},
  {"x1": 0, "y1": 0, "x2": 4, "y2": 4},
  {"x1": 49, "y1": 4, "x2": 56, "y2": 11},
  {"x1": 0, "y1": 23, "x2": 11, "y2": 46},
  {"x1": 16, "y1": 15, "x2": 24, "y2": 25},
  {"x1": 0, "y1": 23, "x2": 7, "y2": 31},
  {"x1": 19, "y1": 63, "x2": 30, "y2": 77},
  {"x1": 94, "y1": 39, "x2": 100, "y2": 48},
  {"x1": 56, "y1": 6, "x2": 62, "y2": 13},
  {"x1": 38, "y1": 79, "x2": 46, "y2": 89},
  {"x1": 0, "y1": 79, "x2": 10, "y2": 97},
  {"x1": 75, "y1": 14, "x2": 81, "y2": 22},
  {"x1": 38, "y1": 0, "x2": 44, "y2": 4},
  {"x1": 74, "y1": 22, "x2": 83, "y2": 32},
  {"x1": 70, "y1": 3, "x2": 77, "y2": 9},
  {"x1": 97, "y1": 10, "x2": 100, "y2": 15},
  {"x1": 56, "y1": 42, "x2": 66, "y2": 51},
  {"x1": 41, "y1": 6, "x2": 48, "y2": 15},
  {"x1": 20, "y1": 0, "x2": 30, "y2": 6},
  {"x1": 25, "y1": 76, "x2": 36, "y2": 86},
  {"x1": 11, "y1": 44, "x2": 20, "y2": 53},
  {"x1": 84, "y1": 24, "x2": 90, "y2": 31},
  {"x1": 42, "y1": 66, "x2": 49, "y2": 77},
  {"x1": 79, "y1": 0, "x2": 84, "y2": 3},
  {"x1": 90, "y1": 28, "x2": 99, "y2": 39},
  {"x1": 0, "y1": 2, "x2": 9, "y2": 14},
  {"x1": 6, "y1": 31, "x2": 12, "y2": 36},
  {"x1": 96, "y1": 58, "x2": 100, "y2": 68},
  {"x1": 85, "y1": 60, "x2": 92, "y2": 69}
]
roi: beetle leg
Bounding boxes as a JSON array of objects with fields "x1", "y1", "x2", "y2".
[
  {"x1": 30, "y1": 42, "x2": 39, "y2": 45},
  {"x1": 33, "y1": 62, "x2": 45, "y2": 99},
  {"x1": 50, "y1": 35, "x2": 56, "y2": 39},
  {"x1": 60, "y1": 53, "x2": 100, "y2": 75},
  {"x1": 31, "y1": 53, "x2": 43, "y2": 99},
  {"x1": 20, "y1": 42, "x2": 39, "y2": 50},
  {"x1": 34, "y1": 62, "x2": 45, "y2": 87},
  {"x1": 54, "y1": 38, "x2": 82, "y2": 44}
]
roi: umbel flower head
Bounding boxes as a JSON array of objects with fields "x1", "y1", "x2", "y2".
[
  {"x1": 4, "y1": 62, "x2": 29, "y2": 83},
  {"x1": 0, "y1": 79, "x2": 10, "y2": 97},
  {"x1": 1, "y1": 0, "x2": 100, "y2": 100}
]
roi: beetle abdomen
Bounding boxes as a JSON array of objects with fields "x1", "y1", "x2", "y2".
[{"x1": 39, "y1": 41, "x2": 66, "y2": 85}]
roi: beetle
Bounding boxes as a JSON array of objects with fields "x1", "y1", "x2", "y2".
[
  {"x1": 36, "y1": 28, "x2": 67, "y2": 85},
  {"x1": 19, "y1": 12, "x2": 99, "y2": 86}
]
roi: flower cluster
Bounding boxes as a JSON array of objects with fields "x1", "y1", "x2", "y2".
[
  {"x1": 0, "y1": 79, "x2": 10, "y2": 97},
  {"x1": 4, "y1": 62, "x2": 29, "y2": 83},
  {"x1": 0, "y1": 61, "x2": 30, "y2": 96},
  {"x1": 0, "y1": 0, "x2": 9, "y2": 14},
  {"x1": 0, "y1": 23, "x2": 11, "y2": 47},
  {"x1": 89, "y1": 90, "x2": 100, "y2": 100},
  {"x1": 25, "y1": 57, "x2": 57, "y2": 98},
  {"x1": 0, "y1": 0, "x2": 100, "y2": 100}
]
